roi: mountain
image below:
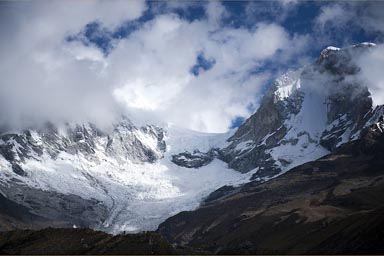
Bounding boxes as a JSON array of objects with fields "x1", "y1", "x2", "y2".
[
  {"x1": 0, "y1": 119, "x2": 252, "y2": 233},
  {"x1": 0, "y1": 42, "x2": 383, "y2": 237},
  {"x1": 172, "y1": 43, "x2": 380, "y2": 183},
  {"x1": 2, "y1": 114, "x2": 383, "y2": 255},
  {"x1": 217, "y1": 42, "x2": 381, "y2": 179},
  {"x1": 157, "y1": 119, "x2": 384, "y2": 254}
]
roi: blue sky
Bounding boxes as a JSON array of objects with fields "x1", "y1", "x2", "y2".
[
  {"x1": 70, "y1": 1, "x2": 382, "y2": 60},
  {"x1": 0, "y1": 1, "x2": 383, "y2": 132}
]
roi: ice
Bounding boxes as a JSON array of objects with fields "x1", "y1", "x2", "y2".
[
  {"x1": 234, "y1": 140, "x2": 253, "y2": 151},
  {"x1": 268, "y1": 70, "x2": 331, "y2": 171},
  {"x1": 275, "y1": 70, "x2": 302, "y2": 99},
  {"x1": 164, "y1": 125, "x2": 233, "y2": 155},
  {"x1": 325, "y1": 46, "x2": 340, "y2": 51},
  {"x1": 2, "y1": 125, "x2": 253, "y2": 234}
]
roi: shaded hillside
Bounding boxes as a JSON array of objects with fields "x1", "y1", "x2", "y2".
[
  {"x1": 158, "y1": 121, "x2": 384, "y2": 254},
  {"x1": 0, "y1": 194, "x2": 70, "y2": 232},
  {"x1": 0, "y1": 228, "x2": 175, "y2": 255},
  {"x1": 217, "y1": 43, "x2": 376, "y2": 178}
]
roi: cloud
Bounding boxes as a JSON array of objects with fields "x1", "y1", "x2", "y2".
[
  {"x1": 109, "y1": 12, "x2": 306, "y2": 132},
  {"x1": 0, "y1": 1, "x2": 311, "y2": 133},
  {"x1": 0, "y1": 1, "x2": 146, "y2": 131},
  {"x1": 356, "y1": 44, "x2": 384, "y2": 106},
  {"x1": 315, "y1": 4, "x2": 350, "y2": 30},
  {"x1": 314, "y1": 2, "x2": 384, "y2": 45},
  {"x1": 358, "y1": 3, "x2": 384, "y2": 36},
  {"x1": 244, "y1": 0, "x2": 300, "y2": 25}
]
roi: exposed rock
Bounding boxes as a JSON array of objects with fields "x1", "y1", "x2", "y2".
[
  {"x1": 0, "y1": 117, "x2": 166, "y2": 232},
  {"x1": 0, "y1": 118, "x2": 166, "y2": 167},
  {"x1": 171, "y1": 150, "x2": 216, "y2": 168},
  {"x1": 158, "y1": 121, "x2": 384, "y2": 254},
  {"x1": 218, "y1": 43, "x2": 378, "y2": 179},
  {"x1": 0, "y1": 193, "x2": 71, "y2": 232},
  {"x1": 0, "y1": 183, "x2": 109, "y2": 229}
]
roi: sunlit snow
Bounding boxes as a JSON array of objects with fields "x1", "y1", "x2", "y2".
[{"x1": 0, "y1": 126, "x2": 255, "y2": 234}]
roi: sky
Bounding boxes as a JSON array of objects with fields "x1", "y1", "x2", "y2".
[{"x1": 0, "y1": 0, "x2": 384, "y2": 133}]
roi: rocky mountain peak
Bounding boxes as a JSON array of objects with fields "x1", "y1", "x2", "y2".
[{"x1": 215, "y1": 43, "x2": 380, "y2": 179}]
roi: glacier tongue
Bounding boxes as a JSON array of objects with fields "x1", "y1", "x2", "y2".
[
  {"x1": 100, "y1": 159, "x2": 255, "y2": 233},
  {"x1": 0, "y1": 121, "x2": 254, "y2": 234}
]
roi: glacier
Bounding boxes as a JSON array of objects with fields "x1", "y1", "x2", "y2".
[{"x1": 0, "y1": 123, "x2": 256, "y2": 234}]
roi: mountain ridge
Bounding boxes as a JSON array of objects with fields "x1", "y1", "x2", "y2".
[
  {"x1": 157, "y1": 118, "x2": 384, "y2": 254},
  {"x1": 0, "y1": 42, "x2": 382, "y2": 235}
]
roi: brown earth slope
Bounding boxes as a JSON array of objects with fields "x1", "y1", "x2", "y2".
[
  {"x1": 0, "y1": 228, "x2": 175, "y2": 255},
  {"x1": 158, "y1": 122, "x2": 384, "y2": 254}
]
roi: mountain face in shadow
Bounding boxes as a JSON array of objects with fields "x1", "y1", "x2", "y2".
[{"x1": 157, "y1": 120, "x2": 384, "y2": 254}]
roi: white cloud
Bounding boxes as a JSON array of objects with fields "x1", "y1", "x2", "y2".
[
  {"x1": 205, "y1": 1, "x2": 229, "y2": 27},
  {"x1": 315, "y1": 4, "x2": 350, "y2": 30},
  {"x1": 0, "y1": 1, "x2": 309, "y2": 133},
  {"x1": 0, "y1": 1, "x2": 146, "y2": 130},
  {"x1": 314, "y1": 2, "x2": 384, "y2": 45},
  {"x1": 358, "y1": 3, "x2": 384, "y2": 35},
  {"x1": 356, "y1": 44, "x2": 384, "y2": 106},
  {"x1": 108, "y1": 13, "x2": 302, "y2": 132}
]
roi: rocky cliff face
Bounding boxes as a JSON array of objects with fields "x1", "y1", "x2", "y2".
[
  {"x1": 0, "y1": 117, "x2": 249, "y2": 233},
  {"x1": 217, "y1": 43, "x2": 379, "y2": 179},
  {"x1": 0, "y1": 118, "x2": 166, "y2": 168},
  {"x1": 158, "y1": 119, "x2": 384, "y2": 254},
  {"x1": 0, "y1": 118, "x2": 167, "y2": 231}
]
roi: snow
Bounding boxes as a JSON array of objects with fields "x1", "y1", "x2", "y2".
[
  {"x1": 275, "y1": 70, "x2": 302, "y2": 99},
  {"x1": 336, "y1": 126, "x2": 353, "y2": 147},
  {"x1": 29, "y1": 130, "x2": 43, "y2": 146},
  {"x1": 234, "y1": 140, "x2": 253, "y2": 152},
  {"x1": 325, "y1": 46, "x2": 340, "y2": 51},
  {"x1": 164, "y1": 125, "x2": 233, "y2": 155},
  {"x1": 353, "y1": 42, "x2": 376, "y2": 47},
  {"x1": 269, "y1": 70, "x2": 331, "y2": 171},
  {"x1": 324, "y1": 114, "x2": 347, "y2": 133},
  {"x1": 0, "y1": 125, "x2": 254, "y2": 234},
  {"x1": 1, "y1": 59, "x2": 373, "y2": 234}
]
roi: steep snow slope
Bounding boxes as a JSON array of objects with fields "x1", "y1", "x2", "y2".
[
  {"x1": 268, "y1": 71, "x2": 330, "y2": 171},
  {"x1": 217, "y1": 43, "x2": 378, "y2": 179},
  {"x1": 0, "y1": 121, "x2": 254, "y2": 233}
]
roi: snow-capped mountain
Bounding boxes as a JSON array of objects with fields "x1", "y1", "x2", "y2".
[
  {"x1": 0, "y1": 43, "x2": 382, "y2": 234},
  {"x1": 0, "y1": 118, "x2": 254, "y2": 233},
  {"x1": 216, "y1": 42, "x2": 382, "y2": 179}
]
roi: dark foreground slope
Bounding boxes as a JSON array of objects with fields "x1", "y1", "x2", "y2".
[
  {"x1": 0, "y1": 194, "x2": 72, "y2": 232},
  {"x1": 158, "y1": 121, "x2": 384, "y2": 254},
  {"x1": 0, "y1": 228, "x2": 175, "y2": 255}
]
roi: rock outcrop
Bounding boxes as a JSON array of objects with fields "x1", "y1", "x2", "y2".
[
  {"x1": 217, "y1": 43, "x2": 378, "y2": 179},
  {"x1": 158, "y1": 119, "x2": 384, "y2": 254}
]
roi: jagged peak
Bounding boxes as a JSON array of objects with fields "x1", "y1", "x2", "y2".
[
  {"x1": 319, "y1": 42, "x2": 376, "y2": 60},
  {"x1": 274, "y1": 69, "x2": 302, "y2": 100},
  {"x1": 320, "y1": 46, "x2": 340, "y2": 59},
  {"x1": 325, "y1": 46, "x2": 341, "y2": 51}
]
